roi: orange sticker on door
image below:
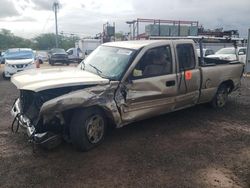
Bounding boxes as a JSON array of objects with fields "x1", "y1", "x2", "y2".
[{"x1": 185, "y1": 71, "x2": 192, "y2": 80}]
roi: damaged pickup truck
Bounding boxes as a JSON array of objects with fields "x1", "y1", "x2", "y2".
[{"x1": 11, "y1": 40, "x2": 244, "y2": 151}]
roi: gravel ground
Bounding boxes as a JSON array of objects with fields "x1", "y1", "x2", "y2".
[{"x1": 0, "y1": 64, "x2": 250, "y2": 188}]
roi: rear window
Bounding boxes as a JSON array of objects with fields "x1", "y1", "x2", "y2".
[{"x1": 177, "y1": 44, "x2": 196, "y2": 71}]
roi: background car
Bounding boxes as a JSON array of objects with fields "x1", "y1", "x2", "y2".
[
  {"x1": 0, "y1": 51, "x2": 6, "y2": 64},
  {"x1": 48, "y1": 48, "x2": 69, "y2": 65},
  {"x1": 35, "y1": 50, "x2": 48, "y2": 64},
  {"x1": 196, "y1": 48, "x2": 215, "y2": 57},
  {"x1": 3, "y1": 48, "x2": 35, "y2": 79},
  {"x1": 207, "y1": 47, "x2": 247, "y2": 63}
]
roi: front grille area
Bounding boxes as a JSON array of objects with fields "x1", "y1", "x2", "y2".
[
  {"x1": 19, "y1": 85, "x2": 92, "y2": 126},
  {"x1": 20, "y1": 90, "x2": 47, "y2": 125},
  {"x1": 12, "y1": 64, "x2": 28, "y2": 69},
  {"x1": 20, "y1": 90, "x2": 35, "y2": 114},
  {"x1": 52, "y1": 54, "x2": 67, "y2": 59},
  {"x1": 16, "y1": 64, "x2": 24, "y2": 68}
]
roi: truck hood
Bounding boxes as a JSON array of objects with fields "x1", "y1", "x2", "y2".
[
  {"x1": 11, "y1": 67, "x2": 109, "y2": 92},
  {"x1": 6, "y1": 58, "x2": 34, "y2": 65}
]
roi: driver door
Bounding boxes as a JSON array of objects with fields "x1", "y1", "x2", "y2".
[{"x1": 117, "y1": 45, "x2": 178, "y2": 123}]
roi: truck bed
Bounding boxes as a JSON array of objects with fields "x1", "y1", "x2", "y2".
[{"x1": 199, "y1": 57, "x2": 242, "y2": 66}]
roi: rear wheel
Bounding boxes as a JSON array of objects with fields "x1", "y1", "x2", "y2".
[
  {"x1": 70, "y1": 107, "x2": 107, "y2": 151},
  {"x1": 211, "y1": 84, "x2": 229, "y2": 108}
]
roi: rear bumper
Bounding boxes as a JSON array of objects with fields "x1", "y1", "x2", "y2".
[{"x1": 11, "y1": 99, "x2": 61, "y2": 148}]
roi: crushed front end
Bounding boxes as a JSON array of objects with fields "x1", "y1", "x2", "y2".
[{"x1": 11, "y1": 89, "x2": 70, "y2": 149}]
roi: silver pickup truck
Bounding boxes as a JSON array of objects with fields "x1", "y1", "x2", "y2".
[{"x1": 11, "y1": 40, "x2": 244, "y2": 151}]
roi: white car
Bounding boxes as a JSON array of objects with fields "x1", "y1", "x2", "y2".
[
  {"x1": 3, "y1": 48, "x2": 36, "y2": 79},
  {"x1": 207, "y1": 47, "x2": 247, "y2": 63},
  {"x1": 196, "y1": 48, "x2": 215, "y2": 57}
]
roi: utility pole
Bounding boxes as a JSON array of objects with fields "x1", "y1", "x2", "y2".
[{"x1": 53, "y1": 2, "x2": 59, "y2": 48}]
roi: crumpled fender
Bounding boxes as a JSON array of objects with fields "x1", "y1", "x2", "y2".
[{"x1": 39, "y1": 85, "x2": 122, "y2": 126}]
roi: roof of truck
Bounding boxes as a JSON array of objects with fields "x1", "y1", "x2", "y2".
[{"x1": 103, "y1": 40, "x2": 193, "y2": 50}]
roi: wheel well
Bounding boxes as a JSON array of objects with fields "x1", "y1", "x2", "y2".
[
  {"x1": 62, "y1": 106, "x2": 116, "y2": 128},
  {"x1": 220, "y1": 80, "x2": 234, "y2": 92}
]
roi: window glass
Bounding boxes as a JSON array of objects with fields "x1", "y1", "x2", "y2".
[
  {"x1": 68, "y1": 50, "x2": 73, "y2": 55},
  {"x1": 80, "y1": 46, "x2": 136, "y2": 80},
  {"x1": 205, "y1": 50, "x2": 214, "y2": 56},
  {"x1": 177, "y1": 44, "x2": 195, "y2": 71},
  {"x1": 238, "y1": 48, "x2": 246, "y2": 55},
  {"x1": 132, "y1": 46, "x2": 172, "y2": 79}
]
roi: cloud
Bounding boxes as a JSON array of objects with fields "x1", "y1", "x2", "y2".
[
  {"x1": 0, "y1": 0, "x2": 20, "y2": 18},
  {"x1": 0, "y1": 16, "x2": 37, "y2": 22},
  {"x1": 31, "y1": 0, "x2": 53, "y2": 11},
  {"x1": 130, "y1": 0, "x2": 250, "y2": 37},
  {"x1": 0, "y1": 0, "x2": 249, "y2": 38}
]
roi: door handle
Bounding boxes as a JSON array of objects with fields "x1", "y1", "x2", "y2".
[{"x1": 166, "y1": 80, "x2": 175, "y2": 87}]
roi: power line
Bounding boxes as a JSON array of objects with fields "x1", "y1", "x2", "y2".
[{"x1": 42, "y1": 14, "x2": 52, "y2": 33}]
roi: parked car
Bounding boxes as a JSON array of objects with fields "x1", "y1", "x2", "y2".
[
  {"x1": 11, "y1": 40, "x2": 244, "y2": 151},
  {"x1": 66, "y1": 47, "x2": 83, "y2": 63},
  {"x1": 207, "y1": 47, "x2": 247, "y2": 63},
  {"x1": 35, "y1": 51, "x2": 48, "y2": 64},
  {"x1": 48, "y1": 48, "x2": 69, "y2": 65},
  {"x1": 3, "y1": 48, "x2": 35, "y2": 79},
  {"x1": 77, "y1": 39, "x2": 101, "y2": 59},
  {"x1": 0, "y1": 51, "x2": 6, "y2": 64},
  {"x1": 196, "y1": 48, "x2": 215, "y2": 57}
]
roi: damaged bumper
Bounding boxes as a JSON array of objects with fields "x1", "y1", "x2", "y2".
[{"x1": 11, "y1": 98, "x2": 61, "y2": 148}]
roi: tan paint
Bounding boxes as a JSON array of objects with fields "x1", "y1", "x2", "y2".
[{"x1": 11, "y1": 40, "x2": 244, "y2": 129}]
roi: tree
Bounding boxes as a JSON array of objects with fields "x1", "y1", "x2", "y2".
[
  {"x1": 34, "y1": 33, "x2": 80, "y2": 50},
  {"x1": 0, "y1": 29, "x2": 33, "y2": 50},
  {"x1": 33, "y1": 33, "x2": 57, "y2": 50},
  {"x1": 0, "y1": 29, "x2": 80, "y2": 51}
]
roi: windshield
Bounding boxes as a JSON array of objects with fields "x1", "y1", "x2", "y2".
[
  {"x1": 5, "y1": 50, "x2": 34, "y2": 60},
  {"x1": 79, "y1": 46, "x2": 136, "y2": 80},
  {"x1": 216, "y1": 48, "x2": 235, "y2": 55},
  {"x1": 51, "y1": 48, "x2": 66, "y2": 53}
]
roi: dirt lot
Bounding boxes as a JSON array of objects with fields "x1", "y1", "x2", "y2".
[{"x1": 0, "y1": 64, "x2": 250, "y2": 188}]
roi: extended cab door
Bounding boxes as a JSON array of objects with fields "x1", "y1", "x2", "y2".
[
  {"x1": 116, "y1": 43, "x2": 178, "y2": 123},
  {"x1": 173, "y1": 41, "x2": 201, "y2": 109}
]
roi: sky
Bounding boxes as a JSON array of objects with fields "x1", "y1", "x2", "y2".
[{"x1": 0, "y1": 0, "x2": 249, "y2": 39}]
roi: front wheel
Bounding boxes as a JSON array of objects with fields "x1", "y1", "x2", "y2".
[
  {"x1": 211, "y1": 84, "x2": 229, "y2": 108},
  {"x1": 2, "y1": 72, "x2": 7, "y2": 80},
  {"x1": 70, "y1": 107, "x2": 107, "y2": 151}
]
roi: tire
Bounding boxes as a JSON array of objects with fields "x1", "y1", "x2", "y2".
[
  {"x1": 2, "y1": 72, "x2": 7, "y2": 80},
  {"x1": 211, "y1": 84, "x2": 229, "y2": 108},
  {"x1": 70, "y1": 107, "x2": 107, "y2": 151}
]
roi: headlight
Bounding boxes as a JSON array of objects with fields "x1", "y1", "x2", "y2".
[{"x1": 5, "y1": 62, "x2": 12, "y2": 67}]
